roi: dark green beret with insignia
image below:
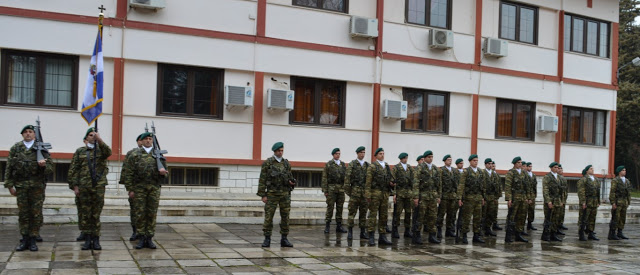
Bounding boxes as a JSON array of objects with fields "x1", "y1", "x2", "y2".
[
  {"x1": 398, "y1": 152, "x2": 408, "y2": 159},
  {"x1": 140, "y1": 132, "x2": 154, "y2": 140},
  {"x1": 511, "y1": 156, "x2": 522, "y2": 164},
  {"x1": 616, "y1": 165, "x2": 625, "y2": 174},
  {"x1": 84, "y1": 127, "x2": 96, "y2": 140},
  {"x1": 527, "y1": 162, "x2": 532, "y2": 166},
  {"x1": 416, "y1": 155, "x2": 424, "y2": 161},
  {"x1": 423, "y1": 150, "x2": 433, "y2": 157},
  {"x1": 331, "y1": 148, "x2": 340, "y2": 155},
  {"x1": 468, "y1": 154, "x2": 478, "y2": 161},
  {"x1": 442, "y1": 154, "x2": 451, "y2": 161},
  {"x1": 271, "y1": 142, "x2": 284, "y2": 151},
  {"x1": 484, "y1": 158, "x2": 492, "y2": 164},
  {"x1": 558, "y1": 163, "x2": 562, "y2": 168},
  {"x1": 582, "y1": 164, "x2": 592, "y2": 175},
  {"x1": 136, "y1": 134, "x2": 144, "y2": 142},
  {"x1": 20, "y1": 125, "x2": 35, "y2": 134},
  {"x1": 375, "y1": 148, "x2": 384, "y2": 156},
  {"x1": 549, "y1": 161, "x2": 558, "y2": 168},
  {"x1": 455, "y1": 158, "x2": 463, "y2": 164},
  {"x1": 356, "y1": 146, "x2": 365, "y2": 153}
]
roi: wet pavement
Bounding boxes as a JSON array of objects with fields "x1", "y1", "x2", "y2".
[{"x1": 0, "y1": 222, "x2": 639, "y2": 274}]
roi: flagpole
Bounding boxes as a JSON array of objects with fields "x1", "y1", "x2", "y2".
[{"x1": 93, "y1": 8, "x2": 104, "y2": 187}]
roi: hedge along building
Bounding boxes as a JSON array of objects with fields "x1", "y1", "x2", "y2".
[{"x1": 0, "y1": 0, "x2": 619, "y2": 222}]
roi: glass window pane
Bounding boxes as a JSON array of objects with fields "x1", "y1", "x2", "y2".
[
  {"x1": 322, "y1": 0, "x2": 344, "y2": 12},
  {"x1": 572, "y1": 18, "x2": 584, "y2": 52},
  {"x1": 595, "y1": 111, "x2": 605, "y2": 146},
  {"x1": 186, "y1": 168, "x2": 199, "y2": 185},
  {"x1": 407, "y1": 0, "x2": 426, "y2": 25},
  {"x1": 519, "y1": 8, "x2": 535, "y2": 43},
  {"x1": 599, "y1": 22, "x2": 609, "y2": 58},
  {"x1": 405, "y1": 92, "x2": 424, "y2": 130},
  {"x1": 564, "y1": 15, "x2": 571, "y2": 51},
  {"x1": 568, "y1": 109, "x2": 581, "y2": 142},
  {"x1": 201, "y1": 168, "x2": 217, "y2": 186},
  {"x1": 319, "y1": 82, "x2": 341, "y2": 125},
  {"x1": 586, "y1": 21, "x2": 598, "y2": 55},
  {"x1": 6, "y1": 55, "x2": 37, "y2": 104},
  {"x1": 500, "y1": 4, "x2": 517, "y2": 40},
  {"x1": 562, "y1": 107, "x2": 568, "y2": 142},
  {"x1": 169, "y1": 168, "x2": 184, "y2": 185},
  {"x1": 430, "y1": 0, "x2": 448, "y2": 28},
  {"x1": 515, "y1": 104, "x2": 531, "y2": 138},
  {"x1": 426, "y1": 94, "x2": 445, "y2": 132},
  {"x1": 582, "y1": 111, "x2": 594, "y2": 144},
  {"x1": 44, "y1": 57, "x2": 73, "y2": 107},
  {"x1": 294, "y1": 0, "x2": 317, "y2": 8},
  {"x1": 193, "y1": 70, "x2": 217, "y2": 116},
  {"x1": 162, "y1": 67, "x2": 188, "y2": 114},
  {"x1": 497, "y1": 101, "x2": 513, "y2": 137},
  {"x1": 293, "y1": 79, "x2": 315, "y2": 123}
]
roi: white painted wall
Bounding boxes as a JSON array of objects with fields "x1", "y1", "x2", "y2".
[
  {"x1": 560, "y1": 144, "x2": 610, "y2": 174},
  {"x1": 479, "y1": 72, "x2": 561, "y2": 105},
  {"x1": 379, "y1": 132, "x2": 471, "y2": 167},
  {"x1": 381, "y1": 60, "x2": 479, "y2": 94},
  {"x1": 561, "y1": 83, "x2": 616, "y2": 111},
  {"x1": 480, "y1": 41, "x2": 557, "y2": 76},
  {"x1": 477, "y1": 139, "x2": 554, "y2": 172},
  {"x1": 268, "y1": 0, "x2": 376, "y2": 18},
  {"x1": 564, "y1": 53, "x2": 612, "y2": 85},
  {"x1": 0, "y1": 0, "x2": 119, "y2": 18},
  {"x1": 384, "y1": 0, "x2": 475, "y2": 35},
  {"x1": 563, "y1": 0, "x2": 619, "y2": 23}
]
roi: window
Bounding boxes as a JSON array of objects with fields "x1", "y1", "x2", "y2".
[
  {"x1": 48, "y1": 162, "x2": 70, "y2": 183},
  {"x1": 406, "y1": 0, "x2": 451, "y2": 29},
  {"x1": 157, "y1": 64, "x2": 224, "y2": 119},
  {"x1": 562, "y1": 106, "x2": 606, "y2": 146},
  {"x1": 290, "y1": 77, "x2": 346, "y2": 127},
  {"x1": 564, "y1": 14, "x2": 609, "y2": 58},
  {"x1": 1, "y1": 50, "x2": 78, "y2": 109},
  {"x1": 166, "y1": 167, "x2": 219, "y2": 186},
  {"x1": 0, "y1": 161, "x2": 5, "y2": 182},
  {"x1": 292, "y1": 170, "x2": 322, "y2": 188},
  {"x1": 293, "y1": 0, "x2": 347, "y2": 13},
  {"x1": 495, "y1": 99, "x2": 535, "y2": 140},
  {"x1": 499, "y1": 2, "x2": 538, "y2": 44},
  {"x1": 402, "y1": 88, "x2": 448, "y2": 133}
]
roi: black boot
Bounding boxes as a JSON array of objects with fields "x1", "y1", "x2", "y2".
[
  {"x1": 324, "y1": 222, "x2": 330, "y2": 234},
  {"x1": 556, "y1": 229, "x2": 565, "y2": 235},
  {"x1": 527, "y1": 222, "x2": 537, "y2": 231},
  {"x1": 560, "y1": 224, "x2": 568, "y2": 230},
  {"x1": 550, "y1": 232, "x2": 562, "y2": 242},
  {"x1": 261, "y1": 236, "x2": 271, "y2": 247},
  {"x1": 428, "y1": 233, "x2": 441, "y2": 244},
  {"x1": 135, "y1": 235, "x2": 146, "y2": 249},
  {"x1": 579, "y1": 229, "x2": 587, "y2": 241},
  {"x1": 473, "y1": 233, "x2": 485, "y2": 244},
  {"x1": 515, "y1": 232, "x2": 528, "y2": 243},
  {"x1": 391, "y1": 226, "x2": 400, "y2": 239},
  {"x1": 436, "y1": 227, "x2": 442, "y2": 239},
  {"x1": 520, "y1": 231, "x2": 529, "y2": 236},
  {"x1": 336, "y1": 222, "x2": 347, "y2": 233},
  {"x1": 492, "y1": 224, "x2": 503, "y2": 231},
  {"x1": 368, "y1": 232, "x2": 375, "y2": 245},
  {"x1": 35, "y1": 235, "x2": 43, "y2": 242},
  {"x1": 588, "y1": 232, "x2": 599, "y2": 241},
  {"x1": 618, "y1": 229, "x2": 629, "y2": 240},
  {"x1": 280, "y1": 235, "x2": 293, "y2": 247},
  {"x1": 404, "y1": 228, "x2": 413, "y2": 238},
  {"x1": 16, "y1": 235, "x2": 28, "y2": 251},
  {"x1": 485, "y1": 226, "x2": 497, "y2": 237},
  {"x1": 92, "y1": 236, "x2": 102, "y2": 250},
  {"x1": 81, "y1": 234, "x2": 92, "y2": 250},
  {"x1": 412, "y1": 231, "x2": 423, "y2": 244},
  {"x1": 347, "y1": 227, "x2": 353, "y2": 240},
  {"x1": 146, "y1": 236, "x2": 157, "y2": 249},
  {"x1": 360, "y1": 228, "x2": 369, "y2": 239},
  {"x1": 378, "y1": 234, "x2": 392, "y2": 245},
  {"x1": 76, "y1": 232, "x2": 85, "y2": 241},
  {"x1": 609, "y1": 229, "x2": 620, "y2": 240},
  {"x1": 445, "y1": 228, "x2": 456, "y2": 237},
  {"x1": 386, "y1": 224, "x2": 392, "y2": 234},
  {"x1": 541, "y1": 229, "x2": 550, "y2": 241},
  {"x1": 461, "y1": 233, "x2": 468, "y2": 244},
  {"x1": 130, "y1": 226, "x2": 137, "y2": 241},
  {"x1": 28, "y1": 236, "x2": 38, "y2": 251}
]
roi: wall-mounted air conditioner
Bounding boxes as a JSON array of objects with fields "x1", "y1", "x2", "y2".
[
  {"x1": 350, "y1": 16, "x2": 378, "y2": 38},
  {"x1": 129, "y1": 0, "x2": 165, "y2": 10},
  {"x1": 383, "y1": 99, "x2": 407, "y2": 120},
  {"x1": 224, "y1": 85, "x2": 253, "y2": 109},
  {"x1": 267, "y1": 89, "x2": 294, "y2": 111},
  {"x1": 428, "y1": 29, "x2": 454, "y2": 50},
  {"x1": 483, "y1": 37, "x2": 508, "y2": 58},
  {"x1": 537, "y1": 115, "x2": 559, "y2": 133}
]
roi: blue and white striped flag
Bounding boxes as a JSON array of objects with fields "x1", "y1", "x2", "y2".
[{"x1": 81, "y1": 27, "x2": 104, "y2": 125}]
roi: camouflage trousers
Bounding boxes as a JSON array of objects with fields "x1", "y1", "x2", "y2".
[
  {"x1": 263, "y1": 192, "x2": 291, "y2": 236},
  {"x1": 436, "y1": 199, "x2": 458, "y2": 231},
  {"x1": 612, "y1": 203, "x2": 628, "y2": 230},
  {"x1": 133, "y1": 185, "x2": 161, "y2": 237},
  {"x1": 508, "y1": 200, "x2": 527, "y2": 233},
  {"x1": 325, "y1": 190, "x2": 345, "y2": 223},
  {"x1": 78, "y1": 186, "x2": 105, "y2": 236},
  {"x1": 392, "y1": 196, "x2": 412, "y2": 228},
  {"x1": 128, "y1": 197, "x2": 136, "y2": 228},
  {"x1": 483, "y1": 199, "x2": 499, "y2": 229},
  {"x1": 347, "y1": 195, "x2": 367, "y2": 228},
  {"x1": 559, "y1": 202, "x2": 566, "y2": 224},
  {"x1": 414, "y1": 198, "x2": 437, "y2": 233},
  {"x1": 578, "y1": 205, "x2": 598, "y2": 232},
  {"x1": 15, "y1": 186, "x2": 45, "y2": 237},
  {"x1": 543, "y1": 204, "x2": 562, "y2": 232},
  {"x1": 461, "y1": 198, "x2": 483, "y2": 234},
  {"x1": 526, "y1": 200, "x2": 535, "y2": 223},
  {"x1": 74, "y1": 196, "x2": 84, "y2": 232},
  {"x1": 367, "y1": 191, "x2": 389, "y2": 233}
]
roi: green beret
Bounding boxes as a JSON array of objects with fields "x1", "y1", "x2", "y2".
[
  {"x1": 84, "y1": 127, "x2": 96, "y2": 140},
  {"x1": 271, "y1": 142, "x2": 284, "y2": 151},
  {"x1": 20, "y1": 125, "x2": 35, "y2": 134},
  {"x1": 511, "y1": 156, "x2": 522, "y2": 164},
  {"x1": 582, "y1": 164, "x2": 592, "y2": 175},
  {"x1": 140, "y1": 132, "x2": 154, "y2": 140},
  {"x1": 549, "y1": 161, "x2": 558, "y2": 168},
  {"x1": 526, "y1": 162, "x2": 532, "y2": 166},
  {"x1": 331, "y1": 148, "x2": 340, "y2": 155},
  {"x1": 398, "y1": 152, "x2": 408, "y2": 159},
  {"x1": 616, "y1": 165, "x2": 626, "y2": 174},
  {"x1": 356, "y1": 146, "x2": 365, "y2": 153},
  {"x1": 442, "y1": 154, "x2": 451, "y2": 161},
  {"x1": 416, "y1": 155, "x2": 424, "y2": 161},
  {"x1": 484, "y1": 158, "x2": 492, "y2": 164},
  {"x1": 558, "y1": 164, "x2": 562, "y2": 168},
  {"x1": 468, "y1": 154, "x2": 478, "y2": 161},
  {"x1": 375, "y1": 148, "x2": 384, "y2": 156},
  {"x1": 423, "y1": 150, "x2": 433, "y2": 157},
  {"x1": 136, "y1": 134, "x2": 144, "y2": 142},
  {"x1": 455, "y1": 158, "x2": 463, "y2": 164}
]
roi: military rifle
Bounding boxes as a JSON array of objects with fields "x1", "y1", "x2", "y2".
[
  {"x1": 504, "y1": 202, "x2": 514, "y2": 242},
  {"x1": 455, "y1": 202, "x2": 463, "y2": 243},
  {"x1": 150, "y1": 121, "x2": 168, "y2": 171},
  {"x1": 34, "y1": 116, "x2": 52, "y2": 163}
]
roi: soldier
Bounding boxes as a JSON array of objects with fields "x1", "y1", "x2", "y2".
[
  {"x1": 482, "y1": 158, "x2": 500, "y2": 237},
  {"x1": 256, "y1": 142, "x2": 296, "y2": 247},
  {"x1": 609, "y1": 166, "x2": 631, "y2": 240},
  {"x1": 322, "y1": 148, "x2": 347, "y2": 234},
  {"x1": 345, "y1": 146, "x2": 369, "y2": 240},
  {"x1": 365, "y1": 148, "x2": 394, "y2": 245},
  {"x1": 557, "y1": 165, "x2": 569, "y2": 232},
  {"x1": 490, "y1": 161, "x2": 503, "y2": 231},
  {"x1": 391, "y1": 152, "x2": 414, "y2": 239},
  {"x1": 456, "y1": 159, "x2": 464, "y2": 173},
  {"x1": 416, "y1": 154, "x2": 424, "y2": 167},
  {"x1": 524, "y1": 162, "x2": 538, "y2": 231},
  {"x1": 541, "y1": 162, "x2": 563, "y2": 242},
  {"x1": 436, "y1": 154, "x2": 457, "y2": 239},
  {"x1": 68, "y1": 128, "x2": 112, "y2": 250},
  {"x1": 119, "y1": 134, "x2": 143, "y2": 241},
  {"x1": 456, "y1": 154, "x2": 485, "y2": 244},
  {"x1": 412, "y1": 150, "x2": 441, "y2": 244},
  {"x1": 4, "y1": 125, "x2": 53, "y2": 252},
  {"x1": 577, "y1": 165, "x2": 600, "y2": 241},
  {"x1": 123, "y1": 132, "x2": 168, "y2": 249},
  {"x1": 505, "y1": 156, "x2": 528, "y2": 243}
]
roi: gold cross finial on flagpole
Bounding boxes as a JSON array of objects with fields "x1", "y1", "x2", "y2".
[{"x1": 98, "y1": 5, "x2": 106, "y2": 13}]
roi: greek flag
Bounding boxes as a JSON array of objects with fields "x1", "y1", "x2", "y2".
[{"x1": 81, "y1": 28, "x2": 104, "y2": 125}]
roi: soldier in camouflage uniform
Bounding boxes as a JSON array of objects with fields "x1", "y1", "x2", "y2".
[
  {"x1": 4, "y1": 125, "x2": 53, "y2": 252},
  {"x1": 68, "y1": 128, "x2": 112, "y2": 250},
  {"x1": 504, "y1": 156, "x2": 528, "y2": 243},
  {"x1": 123, "y1": 132, "x2": 168, "y2": 249},
  {"x1": 391, "y1": 152, "x2": 414, "y2": 239},
  {"x1": 365, "y1": 148, "x2": 393, "y2": 245},
  {"x1": 412, "y1": 150, "x2": 441, "y2": 244},
  {"x1": 577, "y1": 165, "x2": 600, "y2": 241},
  {"x1": 119, "y1": 134, "x2": 143, "y2": 241},
  {"x1": 524, "y1": 162, "x2": 538, "y2": 231},
  {"x1": 416, "y1": 154, "x2": 424, "y2": 168},
  {"x1": 482, "y1": 159, "x2": 500, "y2": 237},
  {"x1": 322, "y1": 148, "x2": 347, "y2": 234},
  {"x1": 257, "y1": 142, "x2": 296, "y2": 247},
  {"x1": 456, "y1": 154, "x2": 485, "y2": 244},
  {"x1": 437, "y1": 154, "x2": 458, "y2": 239},
  {"x1": 557, "y1": 165, "x2": 569, "y2": 231},
  {"x1": 345, "y1": 146, "x2": 369, "y2": 240},
  {"x1": 490, "y1": 161, "x2": 503, "y2": 231},
  {"x1": 609, "y1": 165, "x2": 631, "y2": 240},
  {"x1": 541, "y1": 162, "x2": 563, "y2": 242}
]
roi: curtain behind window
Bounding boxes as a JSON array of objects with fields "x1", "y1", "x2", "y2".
[{"x1": 7, "y1": 55, "x2": 36, "y2": 104}]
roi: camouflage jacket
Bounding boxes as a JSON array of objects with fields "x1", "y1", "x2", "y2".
[
  {"x1": 392, "y1": 162, "x2": 415, "y2": 199},
  {"x1": 542, "y1": 173, "x2": 563, "y2": 206},
  {"x1": 413, "y1": 163, "x2": 441, "y2": 200},
  {"x1": 577, "y1": 176, "x2": 601, "y2": 207},
  {"x1": 610, "y1": 176, "x2": 631, "y2": 206},
  {"x1": 483, "y1": 169, "x2": 502, "y2": 201},
  {"x1": 122, "y1": 147, "x2": 167, "y2": 190},
  {"x1": 457, "y1": 167, "x2": 485, "y2": 200},
  {"x1": 257, "y1": 156, "x2": 294, "y2": 197},
  {"x1": 524, "y1": 172, "x2": 537, "y2": 199},
  {"x1": 504, "y1": 169, "x2": 527, "y2": 201},
  {"x1": 119, "y1": 147, "x2": 140, "y2": 191},
  {"x1": 4, "y1": 141, "x2": 53, "y2": 188},
  {"x1": 68, "y1": 142, "x2": 112, "y2": 188},
  {"x1": 344, "y1": 159, "x2": 369, "y2": 197},
  {"x1": 321, "y1": 159, "x2": 346, "y2": 193},
  {"x1": 559, "y1": 175, "x2": 568, "y2": 202},
  {"x1": 365, "y1": 161, "x2": 392, "y2": 198},
  {"x1": 440, "y1": 166, "x2": 458, "y2": 200}
]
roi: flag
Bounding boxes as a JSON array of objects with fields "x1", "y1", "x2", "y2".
[{"x1": 81, "y1": 26, "x2": 104, "y2": 125}]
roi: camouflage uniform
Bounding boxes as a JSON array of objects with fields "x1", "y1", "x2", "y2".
[
  {"x1": 609, "y1": 176, "x2": 631, "y2": 230},
  {"x1": 365, "y1": 161, "x2": 392, "y2": 234},
  {"x1": 525, "y1": 172, "x2": 537, "y2": 224},
  {"x1": 577, "y1": 176, "x2": 600, "y2": 233},
  {"x1": 505, "y1": 169, "x2": 527, "y2": 234},
  {"x1": 558, "y1": 174, "x2": 568, "y2": 226},
  {"x1": 413, "y1": 163, "x2": 441, "y2": 234},
  {"x1": 542, "y1": 173, "x2": 563, "y2": 233},
  {"x1": 4, "y1": 142, "x2": 53, "y2": 237},
  {"x1": 391, "y1": 163, "x2": 414, "y2": 229},
  {"x1": 123, "y1": 147, "x2": 166, "y2": 237},
  {"x1": 345, "y1": 159, "x2": 369, "y2": 229},
  {"x1": 457, "y1": 167, "x2": 485, "y2": 234},
  {"x1": 482, "y1": 169, "x2": 501, "y2": 230},
  {"x1": 119, "y1": 148, "x2": 139, "y2": 231},
  {"x1": 257, "y1": 157, "x2": 294, "y2": 236},
  {"x1": 437, "y1": 166, "x2": 459, "y2": 234},
  {"x1": 68, "y1": 142, "x2": 112, "y2": 236},
  {"x1": 321, "y1": 160, "x2": 346, "y2": 224}
]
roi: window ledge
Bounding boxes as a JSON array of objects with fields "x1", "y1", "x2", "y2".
[
  {"x1": 560, "y1": 142, "x2": 607, "y2": 149},
  {"x1": 479, "y1": 137, "x2": 542, "y2": 144},
  {"x1": 272, "y1": 2, "x2": 349, "y2": 16},
  {"x1": 0, "y1": 105, "x2": 84, "y2": 113},
  {"x1": 564, "y1": 51, "x2": 611, "y2": 61}
]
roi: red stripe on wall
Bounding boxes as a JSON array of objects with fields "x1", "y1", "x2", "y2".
[
  {"x1": 116, "y1": 0, "x2": 128, "y2": 20},
  {"x1": 253, "y1": 72, "x2": 264, "y2": 160},
  {"x1": 558, "y1": 10, "x2": 565, "y2": 80},
  {"x1": 256, "y1": 0, "x2": 266, "y2": 37},
  {"x1": 371, "y1": 83, "x2": 381, "y2": 162},
  {"x1": 611, "y1": 23, "x2": 619, "y2": 86},
  {"x1": 609, "y1": 111, "x2": 617, "y2": 177},
  {"x1": 474, "y1": 0, "x2": 483, "y2": 65},
  {"x1": 554, "y1": 104, "x2": 563, "y2": 162},
  {"x1": 471, "y1": 94, "x2": 479, "y2": 154},
  {"x1": 587, "y1": 0, "x2": 593, "y2": 8},
  {"x1": 110, "y1": 58, "x2": 125, "y2": 162}
]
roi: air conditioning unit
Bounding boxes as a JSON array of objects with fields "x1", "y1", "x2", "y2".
[
  {"x1": 483, "y1": 38, "x2": 508, "y2": 58},
  {"x1": 350, "y1": 16, "x2": 378, "y2": 38},
  {"x1": 537, "y1": 115, "x2": 559, "y2": 133},
  {"x1": 224, "y1": 85, "x2": 253, "y2": 109},
  {"x1": 383, "y1": 99, "x2": 407, "y2": 120},
  {"x1": 129, "y1": 0, "x2": 165, "y2": 10},
  {"x1": 267, "y1": 89, "x2": 294, "y2": 111},
  {"x1": 428, "y1": 29, "x2": 454, "y2": 50}
]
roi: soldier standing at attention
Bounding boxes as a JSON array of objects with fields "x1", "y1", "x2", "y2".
[
  {"x1": 345, "y1": 146, "x2": 369, "y2": 240},
  {"x1": 457, "y1": 155, "x2": 485, "y2": 244},
  {"x1": 256, "y1": 142, "x2": 296, "y2": 247},
  {"x1": 391, "y1": 153, "x2": 414, "y2": 239},
  {"x1": 490, "y1": 161, "x2": 503, "y2": 231},
  {"x1": 524, "y1": 162, "x2": 538, "y2": 231},
  {"x1": 504, "y1": 156, "x2": 528, "y2": 243},
  {"x1": 557, "y1": 165, "x2": 569, "y2": 232},
  {"x1": 123, "y1": 132, "x2": 167, "y2": 249},
  {"x1": 541, "y1": 162, "x2": 562, "y2": 242},
  {"x1": 68, "y1": 128, "x2": 112, "y2": 250},
  {"x1": 577, "y1": 165, "x2": 600, "y2": 241},
  {"x1": 482, "y1": 159, "x2": 500, "y2": 237},
  {"x1": 4, "y1": 125, "x2": 53, "y2": 252},
  {"x1": 412, "y1": 150, "x2": 441, "y2": 244},
  {"x1": 609, "y1": 166, "x2": 631, "y2": 240},
  {"x1": 119, "y1": 134, "x2": 143, "y2": 241},
  {"x1": 322, "y1": 148, "x2": 347, "y2": 234},
  {"x1": 365, "y1": 148, "x2": 394, "y2": 245},
  {"x1": 416, "y1": 154, "x2": 424, "y2": 168},
  {"x1": 437, "y1": 154, "x2": 458, "y2": 239}
]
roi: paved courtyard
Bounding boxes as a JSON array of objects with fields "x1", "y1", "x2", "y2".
[{"x1": 0, "y1": 222, "x2": 639, "y2": 274}]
